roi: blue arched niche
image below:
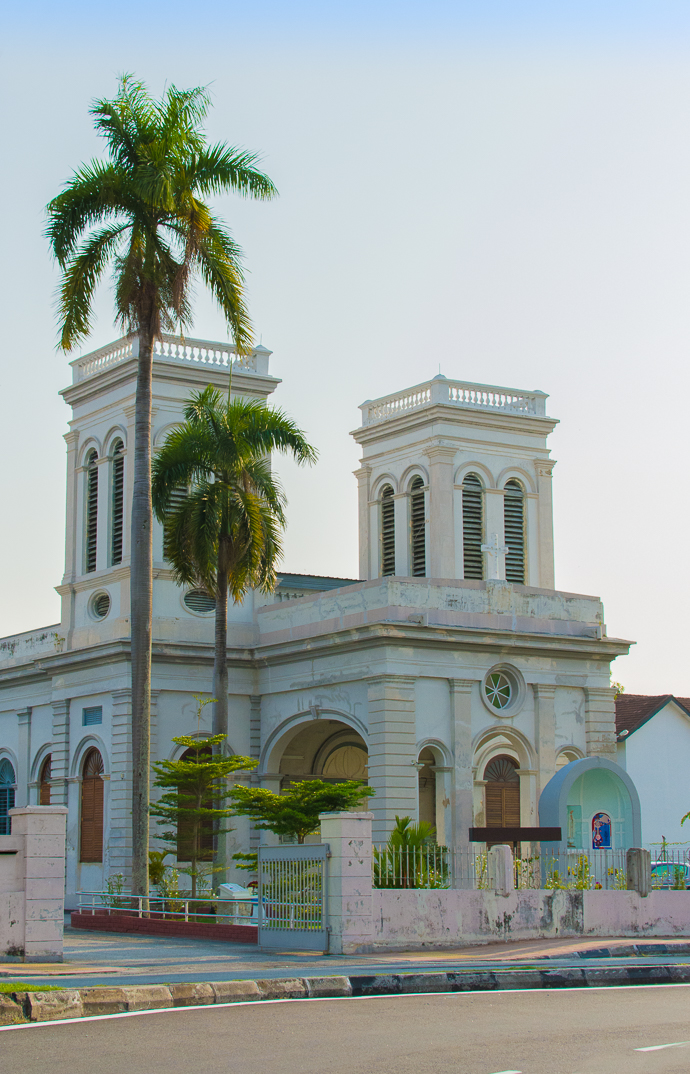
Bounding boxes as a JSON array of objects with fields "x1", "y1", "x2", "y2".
[{"x1": 539, "y1": 756, "x2": 641, "y2": 853}]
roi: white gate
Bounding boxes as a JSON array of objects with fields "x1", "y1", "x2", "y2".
[{"x1": 258, "y1": 844, "x2": 329, "y2": 952}]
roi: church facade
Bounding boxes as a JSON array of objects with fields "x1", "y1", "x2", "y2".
[{"x1": 0, "y1": 335, "x2": 635, "y2": 899}]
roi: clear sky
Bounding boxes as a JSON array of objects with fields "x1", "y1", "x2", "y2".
[{"x1": 1, "y1": 2, "x2": 689, "y2": 693}]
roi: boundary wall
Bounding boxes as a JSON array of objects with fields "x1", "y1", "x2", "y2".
[{"x1": 0, "y1": 806, "x2": 67, "y2": 962}]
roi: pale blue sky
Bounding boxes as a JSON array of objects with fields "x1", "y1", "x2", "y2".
[{"x1": 1, "y1": 3, "x2": 689, "y2": 693}]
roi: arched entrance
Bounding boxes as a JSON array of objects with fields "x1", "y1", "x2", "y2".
[
  {"x1": 417, "y1": 747, "x2": 436, "y2": 830},
  {"x1": 484, "y1": 755, "x2": 520, "y2": 846},
  {"x1": 278, "y1": 720, "x2": 368, "y2": 788}
]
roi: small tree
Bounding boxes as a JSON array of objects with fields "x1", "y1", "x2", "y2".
[
  {"x1": 151, "y1": 733, "x2": 256, "y2": 897},
  {"x1": 228, "y1": 779, "x2": 373, "y2": 844}
]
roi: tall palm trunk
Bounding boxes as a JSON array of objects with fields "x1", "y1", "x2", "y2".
[
  {"x1": 212, "y1": 539, "x2": 230, "y2": 884},
  {"x1": 130, "y1": 329, "x2": 154, "y2": 897}
]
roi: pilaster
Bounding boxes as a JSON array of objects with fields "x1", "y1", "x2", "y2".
[
  {"x1": 354, "y1": 466, "x2": 371, "y2": 581},
  {"x1": 16, "y1": 708, "x2": 32, "y2": 808},
  {"x1": 50, "y1": 700, "x2": 71, "y2": 807},
  {"x1": 535, "y1": 459, "x2": 556, "y2": 589},
  {"x1": 483, "y1": 489, "x2": 506, "y2": 580},
  {"x1": 109, "y1": 688, "x2": 132, "y2": 882},
  {"x1": 584, "y1": 686, "x2": 617, "y2": 762},
  {"x1": 393, "y1": 493, "x2": 409, "y2": 576},
  {"x1": 449, "y1": 679, "x2": 474, "y2": 850},
  {"x1": 249, "y1": 696, "x2": 262, "y2": 851},
  {"x1": 62, "y1": 429, "x2": 80, "y2": 588},
  {"x1": 533, "y1": 684, "x2": 557, "y2": 794},
  {"x1": 423, "y1": 445, "x2": 456, "y2": 578},
  {"x1": 95, "y1": 454, "x2": 110, "y2": 571},
  {"x1": 366, "y1": 675, "x2": 417, "y2": 842}
]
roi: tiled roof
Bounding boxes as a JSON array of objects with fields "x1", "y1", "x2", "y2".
[{"x1": 615, "y1": 694, "x2": 690, "y2": 739}]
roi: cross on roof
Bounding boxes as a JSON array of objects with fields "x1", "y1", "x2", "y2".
[{"x1": 481, "y1": 532, "x2": 510, "y2": 581}]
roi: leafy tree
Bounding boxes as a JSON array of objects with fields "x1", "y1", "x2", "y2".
[
  {"x1": 228, "y1": 779, "x2": 373, "y2": 844},
  {"x1": 46, "y1": 75, "x2": 276, "y2": 895},
  {"x1": 150, "y1": 732, "x2": 256, "y2": 898}
]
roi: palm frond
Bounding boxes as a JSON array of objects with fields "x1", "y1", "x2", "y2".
[{"x1": 57, "y1": 223, "x2": 129, "y2": 351}]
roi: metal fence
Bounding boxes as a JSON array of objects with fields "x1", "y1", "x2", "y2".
[
  {"x1": 76, "y1": 890, "x2": 257, "y2": 924},
  {"x1": 258, "y1": 844, "x2": 329, "y2": 952},
  {"x1": 372, "y1": 846, "x2": 636, "y2": 891}
]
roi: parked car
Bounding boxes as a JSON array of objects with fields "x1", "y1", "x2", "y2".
[{"x1": 650, "y1": 861, "x2": 690, "y2": 889}]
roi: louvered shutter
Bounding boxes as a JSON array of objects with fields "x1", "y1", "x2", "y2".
[
  {"x1": 80, "y1": 749, "x2": 104, "y2": 863},
  {"x1": 462, "y1": 474, "x2": 483, "y2": 579},
  {"x1": 410, "y1": 478, "x2": 426, "y2": 576},
  {"x1": 85, "y1": 451, "x2": 98, "y2": 573},
  {"x1": 0, "y1": 759, "x2": 15, "y2": 834},
  {"x1": 484, "y1": 755, "x2": 520, "y2": 828},
  {"x1": 504, "y1": 480, "x2": 525, "y2": 583},
  {"x1": 111, "y1": 441, "x2": 124, "y2": 565},
  {"x1": 380, "y1": 485, "x2": 395, "y2": 576},
  {"x1": 164, "y1": 485, "x2": 189, "y2": 562}
]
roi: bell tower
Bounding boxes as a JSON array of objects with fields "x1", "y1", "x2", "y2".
[
  {"x1": 57, "y1": 334, "x2": 279, "y2": 651},
  {"x1": 351, "y1": 374, "x2": 558, "y2": 588}
]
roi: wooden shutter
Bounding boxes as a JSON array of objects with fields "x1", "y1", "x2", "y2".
[
  {"x1": 462, "y1": 473, "x2": 483, "y2": 579},
  {"x1": 484, "y1": 756, "x2": 520, "y2": 828},
  {"x1": 380, "y1": 485, "x2": 395, "y2": 576},
  {"x1": 80, "y1": 749, "x2": 104, "y2": 863},
  {"x1": 410, "y1": 478, "x2": 426, "y2": 576},
  {"x1": 504, "y1": 480, "x2": 525, "y2": 583},
  {"x1": 85, "y1": 451, "x2": 98, "y2": 573},
  {"x1": 164, "y1": 485, "x2": 189, "y2": 562},
  {"x1": 39, "y1": 756, "x2": 51, "y2": 805},
  {"x1": 111, "y1": 441, "x2": 124, "y2": 565}
]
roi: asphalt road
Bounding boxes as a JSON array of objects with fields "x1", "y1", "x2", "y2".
[{"x1": 4, "y1": 984, "x2": 690, "y2": 1074}]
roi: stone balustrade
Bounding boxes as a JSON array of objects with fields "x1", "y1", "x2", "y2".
[
  {"x1": 360, "y1": 376, "x2": 548, "y2": 426},
  {"x1": 70, "y1": 334, "x2": 271, "y2": 383}
]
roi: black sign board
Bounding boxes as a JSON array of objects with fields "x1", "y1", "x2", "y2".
[{"x1": 469, "y1": 827, "x2": 562, "y2": 842}]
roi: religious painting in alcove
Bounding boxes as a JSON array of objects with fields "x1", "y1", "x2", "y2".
[{"x1": 592, "y1": 812, "x2": 612, "y2": 850}]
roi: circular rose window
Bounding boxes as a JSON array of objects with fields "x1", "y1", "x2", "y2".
[{"x1": 484, "y1": 672, "x2": 512, "y2": 711}]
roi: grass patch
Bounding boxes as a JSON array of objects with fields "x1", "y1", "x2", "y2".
[{"x1": 0, "y1": 982, "x2": 63, "y2": 993}]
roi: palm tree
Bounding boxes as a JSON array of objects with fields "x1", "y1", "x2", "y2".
[
  {"x1": 46, "y1": 75, "x2": 277, "y2": 896},
  {"x1": 152, "y1": 386, "x2": 316, "y2": 878}
]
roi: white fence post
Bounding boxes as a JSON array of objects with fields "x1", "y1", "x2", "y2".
[
  {"x1": 626, "y1": 847, "x2": 651, "y2": 897},
  {"x1": 488, "y1": 844, "x2": 514, "y2": 897},
  {"x1": 5, "y1": 806, "x2": 68, "y2": 962},
  {"x1": 318, "y1": 811, "x2": 374, "y2": 955}
]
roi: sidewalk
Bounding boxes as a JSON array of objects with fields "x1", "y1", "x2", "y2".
[{"x1": 2, "y1": 927, "x2": 690, "y2": 989}]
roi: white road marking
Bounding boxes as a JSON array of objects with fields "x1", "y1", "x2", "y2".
[
  {"x1": 636, "y1": 1040, "x2": 690, "y2": 1052},
  {"x1": 2, "y1": 981, "x2": 690, "y2": 1032},
  {"x1": 489, "y1": 1070, "x2": 522, "y2": 1073}
]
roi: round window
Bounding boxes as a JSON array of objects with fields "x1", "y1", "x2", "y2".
[
  {"x1": 91, "y1": 592, "x2": 111, "y2": 620},
  {"x1": 481, "y1": 664, "x2": 525, "y2": 717},
  {"x1": 183, "y1": 589, "x2": 216, "y2": 614},
  {"x1": 484, "y1": 672, "x2": 512, "y2": 710}
]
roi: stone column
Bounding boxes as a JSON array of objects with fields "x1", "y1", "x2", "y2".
[
  {"x1": 533, "y1": 684, "x2": 557, "y2": 795},
  {"x1": 393, "y1": 493, "x2": 410, "y2": 576},
  {"x1": 10, "y1": 805, "x2": 68, "y2": 962},
  {"x1": 525, "y1": 492, "x2": 539, "y2": 586},
  {"x1": 535, "y1": 460, "x2": 556, "y2": 589},
  {"x1": 424, "y1": 446, "x2": 456, "y2": 579},
  {"x1": 453, "y1": 484, "x2": 465, "y2": 579},
  {"x1": 584, "y1": 687, "x2": 617, "y2": 761},
  {"x1": 50, "y1": 700, "x2": 71, "y2": 807},
  {"x1": 353, "y1": 466, "x2": 371, "y2": 581},
  {"x1": 367, "y1": 675, "x2": 417, "y2": 843},
  {"x1": 449, "y1": 679, "x2": 474, "y2": 850},
  {"x1": 319, "y1": 811, "x2": 374, "y2": 955},
  {"x1": 16, "y1": 708, "x2": 32, "y2": 808},
  {"x1": 109, "y1": 689, "x2": 132, "y2": 883}
]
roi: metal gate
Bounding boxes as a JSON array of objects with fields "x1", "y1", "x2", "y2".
[{"x1": 258, "y1": 844, "x2": 329, "y2": 952}]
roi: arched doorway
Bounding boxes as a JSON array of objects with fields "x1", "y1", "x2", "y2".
[
  {"x1": 176, "y1": 744, "x2": 214, "y2": 863},
  {"x1": 39, "y1": 756, "x2": 52, "y2": 805},
  {"x1": 417, "y1": 748, "x2": 436, "y2": 831},
  {"x1": 484, "y1": 755, "x2": 520, "y2": 845}
]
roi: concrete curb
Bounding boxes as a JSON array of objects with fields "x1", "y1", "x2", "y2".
[{"x1": 3, "y1": 965, "x2": 690, "y2": 1025}]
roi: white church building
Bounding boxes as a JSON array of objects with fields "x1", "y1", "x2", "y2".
[{"x1": 0, "y1": 335, "x2": 638, "y2": 900}]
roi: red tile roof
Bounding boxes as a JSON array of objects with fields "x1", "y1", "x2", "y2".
[{"x1": 615, "y1": 694, "x2": 690, "y2": 739}]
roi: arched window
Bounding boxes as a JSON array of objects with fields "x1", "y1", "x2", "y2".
[
  {"x1": 484, "y1": 755, "x2": 520, "y2": 838},
  {"x1": 176, "y1": 746, "x2": 213, "y2": 862},
  {"x1": 39, "y1": 756, "x2": 52, "y2": 805},
  {"x1": 410, "y1": 477, "x2": 426, "y2": 577},
  {"x1": 80, "y1": 748, "x2": 104, "y2": 863},
  {"x1": 417, "y1": 747, "x2": 436, "y2": 831},
  {"x1": 0, "y1": 759, "x2": 16, "y2": 835},
  {"x1": 85, "y1": 449, "x2": 99, "y2": 573},
  {"x1": 111, "y1": 440, "x2": 124, "y2": 566},
  {"x1": 462, "y1": 473, "x2": 483, "y2": 579},
  {"x1": 380, "y1": 484, "x2": 395, "y2": 576},
  {"x1": 504, "y1": 480, "x2": 525, "y2": 584}
]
